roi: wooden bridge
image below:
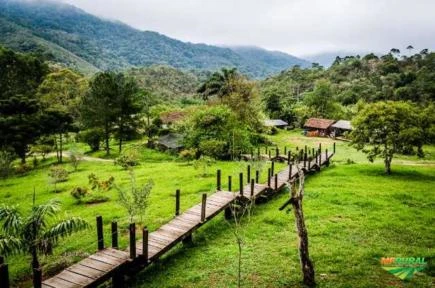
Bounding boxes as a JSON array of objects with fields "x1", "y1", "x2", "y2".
[{"x1": 40, "y1": 144, "x2": 335, "y2": 288}]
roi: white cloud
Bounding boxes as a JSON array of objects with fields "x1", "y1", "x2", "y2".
[{"x1": 59, "y1": 0, "x2": 435, "y2": 56}]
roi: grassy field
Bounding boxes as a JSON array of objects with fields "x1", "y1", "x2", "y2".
[{"x1": 1, "y1": 130, "x2": 434, "y2": 287}]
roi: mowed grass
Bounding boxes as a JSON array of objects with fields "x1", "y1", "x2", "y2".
[{"x1": 1, "y1": 131, "x2": 434, "y2": 287}]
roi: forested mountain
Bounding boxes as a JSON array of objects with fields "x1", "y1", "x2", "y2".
[
  {"x1": 260, "y1": 49, "x2": 435, "y2": 126},
  {"x1": 0, "y1": 0, "x2": 309, "y2": 78},
  {"x1": 127, "y1": 65, "x2": 200, "y2": 100}
]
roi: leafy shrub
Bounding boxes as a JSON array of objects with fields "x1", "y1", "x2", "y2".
[
  {"x1": 71, "y1": 186, "x2": 89, "y2": 202},
  {"x1": 114, "y1": 150, "x2": 139, "y2": 170},
  {"x1": 0, "y1": 149, "x2": 15, "y2": 178},
  {"x1": 83, "y1": 194, "x2": 110, "y2": 204},
  {"x1": 116, "y1": 171, "x2": 153, "y2": 223},
  {"x1": 31, "y1": 144, "x2": 54, "y2": 160},
  {"x1": 193, "y1": 156, "x2": 215, "y2": 177},
  {"x1": 79, "y1": 129, "x2": 104, "y2": 152},
  {"x1": 69, "y1": 147, "x2": 84, "y2": 172},
  {"x1": 48, "y1": 166, "x2": 69, "y2": 192},
  {"x1": 88, "y1": 173, "x2": 115, "y2": 192},
  {"x1": 15, "y1": 163, "x2": 33, "y2": 175},
  {"x1": 179, "y1": 148, "x2": 197, "y2": 163},
  {"x1": 199, "y1": 140, "x2": 226, "y2": 159}
]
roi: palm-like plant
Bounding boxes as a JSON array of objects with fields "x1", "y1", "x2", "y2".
[
  {"x1": 0, "y1": 197, "x2": 88, "y2": 287},
  {"x1": 197, "y1": 68, "x2": 238, "y2": 100}
]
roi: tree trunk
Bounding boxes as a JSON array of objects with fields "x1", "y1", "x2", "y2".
[
  {"x1": 118, "y1": 122, "x2": 123, "y2": 153},
  {"x1": 59, "y1": 133, "x2": 63, "y2": 163},
  {"x1": 384, "y1": 155, "x2": 392, "y2": 175},
  {"x1": 105, "y1": 120, "x2": 110, "y2": 155},
  {"x1": 31, "y1": 247, "x2": 41, "y2": 288}
]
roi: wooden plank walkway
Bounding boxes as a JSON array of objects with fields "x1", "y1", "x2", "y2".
[{"x1": 42, "y1": 151, "x2": 334, "y2": 288}]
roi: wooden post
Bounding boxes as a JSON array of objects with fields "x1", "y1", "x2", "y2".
[
  {"x1": 304, "y1": 145, "x2": 307, "y2": 154},
  {"x1": 228, "y1": 176, "x2": 232, "y2": 191},
  {"x1": 0, "y1": 257, "x2": 9, "y2": 288},
  {"x1": 201, "y1": 193, "x2": 207, "y2": 222},
  {"x1": 217, "y1": 170, "x2": 221, "y2": 191},
  {"x1": 287, "y1": 151, "x2": 291, "y2": 165},
  {"x1": 268, "y1": 150, "x2": 271, "y2": 159},
  {"x1": 271, "y1": 161, "x2": 275, "y2": 176},
  {"x1": 96, "y1": 216, "x2": 104, "y2": 250},
  {"x1": 111, "y1": 221, "x2": 118, "y2": 249},
  {"x1": 312, "y1": 148, "x2": 315, "y2": 156},
  {"x1": 289, "y1": 164, "x2": 293, "y2": 179},
  {"x1": 239, "y1": 173, "x2": 243, "y2": 196},
  {"x1": 129, "y1": 223, "x2": 136, "y2": 259},
  {"x1": 296, "y1": 146, "x2": 299, "y2": 151},
  {"x1": 142, "y1": 227, "x2": 148, "y2": 261},
  {"x1": 319, "y1": 149, "x2": 322, "y2": 165},
  {"x1": 284, "y1": 146, "x2": 287, "y2": 155},
  {"x1": 308, "y1": 157, "x2": 311, "y2": 170},
  {"x1": 247, "y1": 165, "x2": 251, "y2": 184},
  {"x1": 319, "y1": 143, "x2": 322, "y2": 154},
  {"x1": 333, "y1": 142, "x2": 336, "y2": 153},
  {"x1": 250, "y1": 179, "x2": 255, "y2": 197},
  {"x1": 267, "y1": 168, "x2": 271, "y2": 187},
  {"x1": 304, "y1": 152, "x2": 307, "y2": 169},
  {"x1": 274, "y1": 174, "x2": 278, "y2": 191},
  {"x1": 326, "y1": 148, "x2": 329, "y2": 160},
  {"x1": 255, "y1": 170, "x2": 259, "y2": 183},
  {"x1": 275, "y1": 147, "x2": 279, "y2": 157},
  {"x1": 175, "y1": 189, "x2": 180, "y2": 216}
]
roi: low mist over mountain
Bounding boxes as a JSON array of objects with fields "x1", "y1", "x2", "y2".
[{"x1": 0, "y1": 0, "x2": 309, "y2": 78}]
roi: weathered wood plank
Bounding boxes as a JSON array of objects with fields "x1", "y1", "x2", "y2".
[
  {"x1": 43, "y1": 277, "x2": 81, "y2": 288},
  {"x1": 66, "y1": 264, "x2": 101, "y2": 280},
  {"x1": 56, "y1": 270, "x2": 93, "y2": 286}
]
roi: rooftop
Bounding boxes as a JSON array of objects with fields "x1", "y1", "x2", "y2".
[
  {"x1": 264, "y1": 119, "x2": 288, "y2": 127},
  {"x1": 332, "y1": 120, "x2": 353, "y2": 130},
  {"x1": 304, "y1": 118, "x2": 336, "y2": 129}
]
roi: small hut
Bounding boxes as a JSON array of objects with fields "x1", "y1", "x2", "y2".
[
  {"x1": 264, "y1": 119, "x2": 288, "y2": 129},
  {"x1": 303, "y1": 118, "x2": 335, "y2": 137},
  {"x1": 157, "y1": 133, "x2": 184, "y2": 152},
  {"x1": 331, "y1": 120, "x2": 353, "y2": 138},
  {"x1": 160, "y1": 111, "x2": 187, "y2": 129}
]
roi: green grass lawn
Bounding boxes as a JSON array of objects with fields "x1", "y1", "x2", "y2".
[{"x1": 1, "y1": 130, "x2": 434, "y2": 287}]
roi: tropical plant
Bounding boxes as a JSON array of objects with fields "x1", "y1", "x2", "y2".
[
  {"x1": 115, "y1": 171, "x2": 153, "y2": 223},
  {"x1": 0, "y1": 198, "x2": 88, "y2": 287}
]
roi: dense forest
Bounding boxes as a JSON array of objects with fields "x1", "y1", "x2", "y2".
[{"x1": 0, "y1": 0, "x2": 309, "y2": 78}]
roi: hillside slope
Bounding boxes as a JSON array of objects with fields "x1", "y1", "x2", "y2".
[{"x1": 0, "y1": 0, "x2": 308, "y2": 78}]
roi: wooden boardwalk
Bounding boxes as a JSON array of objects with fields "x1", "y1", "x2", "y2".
[{"x1": 42, "y1": 150, "x2": 333, "y2": 288}]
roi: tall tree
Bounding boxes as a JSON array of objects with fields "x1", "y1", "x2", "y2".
[
  {"x1": 114, "y1": 75, "x2": 142, "y2": 152},
  {"x1": 81, "y1": 72, "x2": 120, "y2": 155},
  {"x1": 37, "y1": 68, "x2": 87, "y2": 162},
  {"x1": 351, "y1": 101, "x2": 426, "y2": 174},
  {"x1": 0, "y1": 46, "x2": 48, "y2": 163}
]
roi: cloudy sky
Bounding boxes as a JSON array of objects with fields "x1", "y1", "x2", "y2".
[{"x1": 58, "y1": 0, "x2": 435, "y2": 57}]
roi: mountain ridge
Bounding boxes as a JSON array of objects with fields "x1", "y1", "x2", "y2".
[{"x1": 0, "y1": 0, "x2": 310, "y2": 78}]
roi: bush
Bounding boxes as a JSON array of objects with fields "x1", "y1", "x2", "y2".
[
  {"x1": 48, "y1": 166, "x2": 69, "y2": 192},
  {"x1": 179, "y1": 149, "x2": 197, "y2": 163},
  {"x1": 114, "y1": 150, "x2": 139, "y2": 170},
  {"x1": 199, "y1": 140, "x2": 227, "y2": 159},
  {"x1": 31, "y1": 144, "x2": 54, "y2": 160},
  {"x1": 193, "y1": 156, "x2": 215, "y2": 177},
  {"x1": 83, "y1": 194, "x2": 110, "y2": 204},
  {"x1": 0, "y1": 149, "x2": 15, "y2": 178},
  {"x1": 15, "y1": 163, "x2": 33, "y2": 175},
  {"x1": 88, "y1": 173, "x2": 115, "y2": 192},
  {"x1": 71, "y1": 186, "x2": 89, "y2": 202},
  {"x1": 79, "y1": 129, "x2": 104, "y2": 152},
  {"x1": 69, "y1": 147, "x2": 84, "y2": 172}
]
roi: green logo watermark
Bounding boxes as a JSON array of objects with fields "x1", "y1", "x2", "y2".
[{"x1": 380, "y1": 257, "x2": 427, "y2": 280}]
